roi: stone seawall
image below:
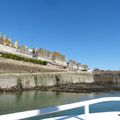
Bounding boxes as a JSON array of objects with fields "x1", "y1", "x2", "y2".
[
  {"x1": 0, "y1": 72, "x2": 93, "y2": 90},
  {"x1": 93, "y1": 71, "x2": 120, "y2": 85}
]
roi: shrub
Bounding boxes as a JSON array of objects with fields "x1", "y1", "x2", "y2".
[{"x1": 1, "y1": 53, "x2": 48, "y2": 65}]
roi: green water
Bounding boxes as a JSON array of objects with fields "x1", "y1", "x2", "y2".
[
  {"x1": 0, "y1": 91, "x2": 92, "y2": 115},
  {"x1": 0, "y1": 91, "x2": 120, "y2": 119}
]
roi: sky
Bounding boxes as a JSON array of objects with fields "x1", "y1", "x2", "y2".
[{"x1": 0, "y1": 0, "x2": 120, "y2": 70}]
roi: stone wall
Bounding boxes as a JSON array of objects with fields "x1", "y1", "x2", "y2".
[
  {"x1": 0, "y1": 72, "x2": 93, "y2": 89},
  {"x1": 93, "y1": 71, "x2": 120, "y2": 85},
  {"x1": 0, "y1": 57, "x2": 64, "y2": 73}
]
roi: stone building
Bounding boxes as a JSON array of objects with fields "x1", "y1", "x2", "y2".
[
  {"x1": 37, "y1": 48, "x2": 53, "y2": 60},
  {"x1": 32, "y1": 48, "x2": 38, "y2": 58},
  {"x1": 67, "y1": 60, "x2": 89, "y2": 71},
  {"x1": 46, "y1": 51, "x2": 53, "y2": 60},
  {"x1": 0, "y1": 34, "x2": 6, "y2": 45},
  {"x1": 32, "y1": 48, "x2": 53, "y2": 62},
  {"x1": 32, "y1": 48, "x2": 67, "y2": 66},
  {"x1": 5, "y1": 37, "x2": 12, "y2": 47},
  {"x1": 82, "y1": 64, "x2": 89, "y2": 71},
  {"x1": 0, "y1": 33, "x2": 90, "y2": 69},
  {"x1": 37, "y1": 48, "x2": 53, "y2": 61},
  {"x1": 14, "y1": 40, "x2": 19, "y2": 49},
  {"x1": 76, "y1": 63, "x2": 84, "y2": 71},
  {"x1": 67, "y1": 60, "x2": 77, "y2": 69},
  {"x1": 18, "y1": 46, "x2": 31, "y2": 54},
  {"x1": 52, "y1": 51, "x2": 67, "y2": 66},
  {"x1": 0, "y1": 34, "x2": 13, "y2": 47}
]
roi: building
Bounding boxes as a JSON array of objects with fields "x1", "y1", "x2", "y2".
[
  {"x1": 76, "y1": 63, "x2": 84, "y2": 71},
  {"x1": 5, "y1": 37, "x2": 12, "y2": 47},
  {"x1": 0, "y1": 34, "x2": 13, "y2": 47},
  {"x1": 14, "y1": 40, "x2": 19, "y2": 49},
  {"x1": 0, "y1": 32, "x2": 90, "y2": 70},
  {"x1": 52, "y1": 51, "x2": 67, "y2": 66},
  {"x1": 0, "y1": 34, "x2": 6, "y2": 45},
  {"x1": 82, "y1": 64, "x2": 89, "y2": 71},
  {"x1": 34, "y1": 48, "x2": 53, "y2": 62},
  {"x1": 67, "y1": 60, "x2": 89, "y2": 71},
  {"x1": 33, "y1": 49, "x2": 67, "y2": 66},
  {"x1": 18, "y1": 46, "x2": 31, "y2": 54},
  {"x1": 67, "y1": 60, "x2": 78, "y2": 70},
  {"x1": 37, "y1": 48, "x2": 53, "y2": 60}
]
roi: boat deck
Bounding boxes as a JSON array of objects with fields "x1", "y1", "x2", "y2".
[{"x1": 44, "y1": 112, "x2": 120, "y2": 120}]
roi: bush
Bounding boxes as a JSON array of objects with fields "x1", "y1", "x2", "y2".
[{"x1": 1, "y1": 53, "x2": 48, "y2": 65}]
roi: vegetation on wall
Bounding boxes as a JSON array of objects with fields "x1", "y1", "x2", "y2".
[
  {"x1": 55, "y1": 75, "x2": 60, "y2": 87},
  {"x1": 34, "y1": 75, "x2": 38, "y2": 88},
  {"x1": 1, "y1": 53, "x2": 48, "y2": 65},
  {"x1": 16, "y1": 78, "x2": 23, "y2": 91}
]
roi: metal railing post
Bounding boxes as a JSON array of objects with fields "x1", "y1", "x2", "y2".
[{"x1": 84, "y1": 104, "x2": 89, "y2": 120}]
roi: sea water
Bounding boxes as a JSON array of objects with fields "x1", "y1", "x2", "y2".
[{"x1": 0, "y1": 91, "x2": 120, "y2": 119}]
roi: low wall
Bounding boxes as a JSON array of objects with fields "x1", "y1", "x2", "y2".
[
  {"x1": 0, "y1": 44, "x2": 32, "y2": 58},
  {"x1": 0, "y1": 72, "x2": 93, "y2": 89}
]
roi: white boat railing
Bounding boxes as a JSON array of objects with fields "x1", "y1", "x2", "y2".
[{"x1": 0, "y1": 97, "x2": 120, "y2": 120}]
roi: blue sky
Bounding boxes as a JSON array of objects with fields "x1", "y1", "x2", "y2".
[{"x1": 0, "y1": 0, "x2": 120, "y2": 70}]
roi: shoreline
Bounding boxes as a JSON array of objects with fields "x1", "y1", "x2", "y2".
[{"x1": 0, "y1": 83, "x2": 120, "y2": 93}]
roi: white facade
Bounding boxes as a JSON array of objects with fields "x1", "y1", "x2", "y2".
[
  {"x1": 53, "y1": 59, "x2": 67, "y2": 66},
  {"x1": 67, "y1": 60, "x2": 89, "y2": 71},
  {"x1": 0, "y1": 44, "x2": 32, "y2": 58},
  {"x1": 77, "y1": 65, "x2": 84, "y2": 71}
]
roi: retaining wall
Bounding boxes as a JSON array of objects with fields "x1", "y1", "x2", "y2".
[{"x1": 0, "y1": 72, "x2": 93, "y2": 89}]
